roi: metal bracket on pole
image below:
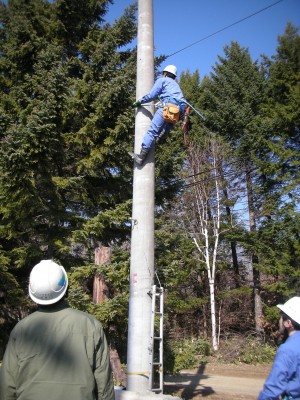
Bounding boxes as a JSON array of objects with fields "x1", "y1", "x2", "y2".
[{"x1": 130, "y1": 218, "x2": 138, "y2": 229}]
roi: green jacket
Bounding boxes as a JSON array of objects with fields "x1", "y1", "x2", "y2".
[{"x1": 0, "y1": 301, "x2": 115, "y2": 400}]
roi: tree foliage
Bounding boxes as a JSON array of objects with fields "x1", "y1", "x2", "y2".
[{"x1": 0, "y1": 0, "x2": 138, "y2": 339}]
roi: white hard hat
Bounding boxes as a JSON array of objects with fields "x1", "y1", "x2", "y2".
[
  {"x1": 29, "y1": 260, "x2": 68, "y2": 305},
  {"x1": 277, "y1": 297, "x2": 300, "y2": 325},
  {"x1": 163, "y1": 65, "x2": 177, "y2": 77}
]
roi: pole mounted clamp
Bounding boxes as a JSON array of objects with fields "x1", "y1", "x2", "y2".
[{"x1": 130, "y1": 218, "x2": 138, "y2": 229}]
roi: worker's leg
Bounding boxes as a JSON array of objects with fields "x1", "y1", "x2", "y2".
[
  {"x1": 141, "y1": 108, "x2": 171, "y2": 149},
  {"x1": 131, "y1": 109, "x2": 171, "y2": 165}
]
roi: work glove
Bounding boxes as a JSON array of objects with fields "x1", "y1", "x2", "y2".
[{"x1": 133, "y1": 100, "x2": 141, "y2": 108}]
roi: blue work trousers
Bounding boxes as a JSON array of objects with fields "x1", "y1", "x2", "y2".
[{"x1": 141, "y1": 107, "x2": 173, "y2": 150}]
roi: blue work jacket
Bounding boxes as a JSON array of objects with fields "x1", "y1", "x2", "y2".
[
  {"x1": 139, "y1": 76, "x2": 186, "y2": 111},
  {"x1": 258, "y1": 331, "x2": 300, "y2": 400}
]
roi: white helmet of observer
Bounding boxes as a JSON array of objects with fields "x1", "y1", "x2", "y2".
[
  {"x1": 277, "y1": 297, "x2": 300, "y2": 325},
  {"x1": 163, "y1": 65, "x2": 177, "y2": 77},
  {"x1": 29, "y1": 260, "x2": 68, "y2": 305}
]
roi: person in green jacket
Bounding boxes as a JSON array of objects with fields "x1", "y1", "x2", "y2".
[{"x1": 0, "y1": 260, "x2": 115, "y2": 400}]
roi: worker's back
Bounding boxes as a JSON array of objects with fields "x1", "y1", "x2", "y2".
[{"x1": 0, "y1": 301, "x2": 114, "y2": 400}]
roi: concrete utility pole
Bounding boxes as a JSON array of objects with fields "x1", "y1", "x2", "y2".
[{"x1": 126, "y1": 0, "x2": 155, "y2": 393}]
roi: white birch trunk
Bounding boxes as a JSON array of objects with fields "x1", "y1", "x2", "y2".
[
  {"x1": 191, "y1": 141, "x2": 222, "y2": 351},
  {"x1": 209, "y1": 278, "x2": 218, "y2": 351}
]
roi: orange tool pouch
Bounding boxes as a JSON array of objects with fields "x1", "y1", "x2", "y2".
[{"x1": 163, "y1": 103, "x2": 180, "y2": 124}]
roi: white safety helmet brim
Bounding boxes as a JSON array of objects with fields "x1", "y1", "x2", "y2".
[
  {"x1": 29, "y1": 260, "x2": 68, "y2": 305},
  {"x1": 277, "y1": 296, "x2": 300, "y2": 325},
  {"x1": 163, "y1": 64, "x2": 177, "y2": 77}
]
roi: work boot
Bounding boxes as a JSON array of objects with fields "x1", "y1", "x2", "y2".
[{"x1": 132, "y1": 148, "x2": 149, "y2": 165}]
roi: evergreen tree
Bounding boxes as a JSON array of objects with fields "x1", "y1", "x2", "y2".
[
  {"x1": 0, "y1": 0, "x2": 137, "y2": 344},
  {"x1": 201, "y1": 41, "x2": 266, "y2": 335},
  {"x1": 258, "y1": 23, "x2": 299, "y2": 214},
  {"x1": 254, "y1": 23, "x2": 300, "y2": 306}
]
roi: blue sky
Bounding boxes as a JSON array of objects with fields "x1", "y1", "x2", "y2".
[{"x1": 106, "y1": 0, "x2": 300, "y2": 79}]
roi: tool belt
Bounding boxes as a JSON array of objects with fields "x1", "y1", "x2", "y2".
[{"x1": 163, "y1": 103, "x2": 180, "y2": 124}]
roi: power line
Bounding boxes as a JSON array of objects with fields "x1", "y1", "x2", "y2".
[
  {"x1": 158, "y1": 160, "x2": 256, "y2": 189},
  {"x1": 166, "y1": 0, "x2": 284, "y2": 58},
  {"x1": 182, "y1": 169, "x2": 244, "y2": 189}
]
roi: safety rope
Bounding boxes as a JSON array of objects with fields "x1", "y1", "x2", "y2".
[{"x1": 182, "y1": 100, "x2": 205, "y2": 121}]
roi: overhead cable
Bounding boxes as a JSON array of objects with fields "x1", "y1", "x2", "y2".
[{"x1": 166, "y1": 0, "x2": 284, "y2": 58}]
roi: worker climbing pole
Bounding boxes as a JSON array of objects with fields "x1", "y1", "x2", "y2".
[
  {"x1": 129, "y1": 76, "x2": 206, "y2": 165},
  {"x1": 129, "y1": 64, "x2": 187, "y2": 165}
]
